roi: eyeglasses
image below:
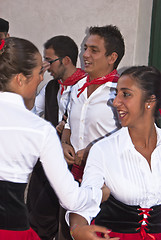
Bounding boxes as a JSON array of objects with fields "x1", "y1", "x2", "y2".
[{"x1": 47, "y1": 57, "x2": 62, "y2": 65}]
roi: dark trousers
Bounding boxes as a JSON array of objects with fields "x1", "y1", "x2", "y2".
[
  {"x1": 27, "y1": 161, "x2": 60, "y2": 240},
  {"x1": 56, "y1": 207, "x2": 72, "y2": 240}
]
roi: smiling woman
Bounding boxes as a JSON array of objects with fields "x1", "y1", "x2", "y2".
[
  {"x1": 113, "y1": 66, "x2": 161, "y2": 164},
  {"x1": 68, "y1": 66, "x2": 161, "y2": 240},
  {"x1": 113, "y1": 66, "x2": 161, "y2": 128}
]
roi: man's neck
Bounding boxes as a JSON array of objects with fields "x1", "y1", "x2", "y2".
[
  {"x1": 88, "y1": 68, "x2": 115, "y2": 81},
  {"x1": 62, "y1": 66, "x2": 77, "y2": 82}
]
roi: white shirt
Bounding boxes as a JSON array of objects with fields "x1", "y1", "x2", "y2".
[
  {"x1": 35, "y1": 84, "x2": 46, "y2": 116},
  {"x1": 67, "y1": 126, "x2": 161, "y2": 223},
  {"x1": 65, "y1": 76, "x2": 120, "y2": 152},
  {"x1": 0, "y1": 92, "x2": 102, "y2": 213},
  {"x1": 57, "y1": 85, "x2": 72, "y2": 122},
  {"x1": 35, "y1": 82, "x2": 71, "y2": 122}
]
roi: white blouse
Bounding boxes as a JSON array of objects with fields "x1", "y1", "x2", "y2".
[
  {"x1": 67, "y1": 126, "x2": 161, "y2": 223},
  {"x1": 65, "y1": 76, "x2": 120, "y2": 152},
  {"x1": 0, "y1": 92, "x2": 102, "y2": 214}
]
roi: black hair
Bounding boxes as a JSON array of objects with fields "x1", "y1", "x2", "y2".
[
  {"x1": 121, "y1": 66, "x2": 161, "y2": 116},
  {"x1": 0, "y1": 18, "x2": 9, "y2": 33},
  {"x1": 44, "y1": 35, "x2": 78, "y2": 66},
  {"x1": 89, "y1": 25, "x2": 125, "y2": 69}
]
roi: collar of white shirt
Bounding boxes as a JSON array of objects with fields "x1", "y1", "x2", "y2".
[
  {"x1": 118, "y1": 126, "x2": 161, "y2": 155},
  {"x1": 0, "y1": 91, "x2": 25, "y2": 108}
]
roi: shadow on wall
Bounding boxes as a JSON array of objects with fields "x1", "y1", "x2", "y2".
[
  {"x1": 117, "y1": 66, "x2": 130, "y2": 75},
  {"x1": 79, "y1": 27, "x2": 90, "y2": 70}
]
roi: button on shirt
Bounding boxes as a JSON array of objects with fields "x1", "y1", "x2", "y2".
[
  {"x1": 70, "y1": 126, "x2": 161, "y2": 223},
  {"x1": 65, "y1": 76, "x2": 120, "y2": 152},
  {"x1": 0, "y1": 92, "x2": 102, "y2": 213}
]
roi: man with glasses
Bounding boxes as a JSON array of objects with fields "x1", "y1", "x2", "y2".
[
  {"x1": 27, "y1": 35, "x2": 85, "y2": 240},
  {"x1": 35, "y1": 35, "x2": 85, "y2": 132}
]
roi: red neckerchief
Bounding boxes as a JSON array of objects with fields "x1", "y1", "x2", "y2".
[
  {"x1": 77, "y1": 69, "x2": 119, "y2": 98},
  {"x1": 58, "y1": 68, "x2": 86, "y2": 95}
]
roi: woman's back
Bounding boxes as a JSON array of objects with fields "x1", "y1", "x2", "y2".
[{"x1": 0, "y1": 91, "x2": 55, "y2": 183}]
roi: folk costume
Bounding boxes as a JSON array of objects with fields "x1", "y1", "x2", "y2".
[
  {"x1": 68, "y1": 127, "x2": 161, "y2": 240},
  {"x1": 0, "y1": 92, "x2": 100, "y2": 240}
]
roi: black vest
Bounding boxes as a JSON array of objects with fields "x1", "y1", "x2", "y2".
[{"x1": 45, "y1": 79, "x2": 59, "y2": 127}]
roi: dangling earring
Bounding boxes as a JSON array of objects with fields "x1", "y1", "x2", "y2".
[{"x1": 147, "y1": 105, "x2": 150, "y2": 109}]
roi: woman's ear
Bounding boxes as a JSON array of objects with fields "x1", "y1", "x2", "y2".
[
  {"x1": 146, "y1": 94, "x2": 156, "y2": 110},
  {"x1": 16, "y1": 73, "x2": 26, "y2": 87}
]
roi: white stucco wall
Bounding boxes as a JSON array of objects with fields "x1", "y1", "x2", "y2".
[{"x1": 1, "y1": 0, "x2": 153, "y2": 85}]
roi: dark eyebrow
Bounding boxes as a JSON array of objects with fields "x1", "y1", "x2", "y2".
[
  {"x1": 84, "y1": 43, "x2": 99, "y2": 50},
  {"x1": 120, "y1": 87, "x2": 134, "y2": 92},
  {"x1": 121, "y1": 87, "x2": 133, "y2": 90}
]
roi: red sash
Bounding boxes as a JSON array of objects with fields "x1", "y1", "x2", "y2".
[{"x1": 0, "y1": 228, "x2": 40, "y2": 240}]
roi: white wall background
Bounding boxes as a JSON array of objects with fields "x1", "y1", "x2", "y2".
[{"x1": 1, "y1": 0, "x2": 153, "y2": 87}]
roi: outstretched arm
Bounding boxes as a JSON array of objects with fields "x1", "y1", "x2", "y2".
[{"x1": 69, "y1": 213, "x2": 119, "y2": 240}]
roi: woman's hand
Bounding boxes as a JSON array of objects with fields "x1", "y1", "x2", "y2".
[{"x1": 71, "y1": 224, "x2": 119, "y2": 240}]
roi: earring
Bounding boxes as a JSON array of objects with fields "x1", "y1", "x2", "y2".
[{"x1": 147, "y1": 105, "x2": 150, "y2": 109}]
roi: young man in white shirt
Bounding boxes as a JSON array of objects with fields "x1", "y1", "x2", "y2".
[
  {"x1": 61, "y1": 25, "x2": 125, "y2": 181},
  {"x1": 35, "y1": 35, "x2": 85, "y2": 132}
]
